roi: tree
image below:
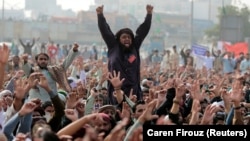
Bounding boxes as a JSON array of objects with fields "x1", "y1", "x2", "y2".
[{"x1": 204, "y1": 5, "x2": 250, "y2": 41}]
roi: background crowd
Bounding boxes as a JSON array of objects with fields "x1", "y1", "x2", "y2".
[{"x1": 0, "y1": 4, "x2": 249, "y2": 141}]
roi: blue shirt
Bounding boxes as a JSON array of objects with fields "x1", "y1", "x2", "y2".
[{"x1": 222, "y1": 58, "x2": 236, "y2": 73}]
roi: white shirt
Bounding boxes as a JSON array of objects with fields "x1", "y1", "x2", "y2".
[{"x1": 196, "y1": 55, "x2": 215, "y2": 70}]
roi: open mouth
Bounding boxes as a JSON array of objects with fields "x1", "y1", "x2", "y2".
[{"x1": 124, "y1": 43, "x2": 130, "y2": 47}]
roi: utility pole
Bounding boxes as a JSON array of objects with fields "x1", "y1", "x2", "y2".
[{"x1": 190, "y1": 0, "x2": 194, "y2": 45}]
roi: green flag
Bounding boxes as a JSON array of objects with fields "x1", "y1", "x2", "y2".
[
  {"x1": 156, "y1": 14, "x2": 161, "y2": 23},
  {"x1": 155, "y1": 14, "x2": 162, "y2": 34},
  {"x1": 11, "y1": 41, "x2": 14, "y2": 49}
]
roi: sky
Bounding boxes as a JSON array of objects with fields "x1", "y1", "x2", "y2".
[
  {"x1": 1, "y1": 0, "x2": 250, "y2": 12},
  {"x1": 57, "y1": 0, "x2": 94, "y2": 11},
  {"x1": 0, "y1": 0, "x2": 95, "y2": 11}
]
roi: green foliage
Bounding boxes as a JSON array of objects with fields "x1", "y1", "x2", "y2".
[{"x1": 204, "y1": 24, "x2": 220, "y2": 40}]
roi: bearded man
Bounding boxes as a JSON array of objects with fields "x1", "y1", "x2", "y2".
[{"x1": 96, "y1": 4, "x2": 153, "y2": 104}]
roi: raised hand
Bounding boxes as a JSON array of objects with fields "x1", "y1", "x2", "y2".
[
  {"x1": 146, "y1": 4, "x2": 154, "y2": 14},
  {"x1": 117, "y1": 102, "x2": 131, "y2": 119},
  {"x1": 108, "y1": 71, "x2": 125, "y2": 90},
  {"x1": 90, "y1": 87, "x2": 99, "y2": 98},
  {"x1": 156, "y1": 89, "x2": 167, "y2": 103},
  {"x1": 104, "y1": 118, "x2": 129, "y2": 141},
  {"x1": 96, "y1": 5, "x2": 104, "y2": 14},
  {"x1": 38, "y1": 74, "x2": 51, "y2": 92},
  {"x1": 209, "y1": 77, "x2": 225, "y2": 96},
  {"x1": 13, "y1": 70, "x2": 25, "y2": 79},
  {"x1": 191, "y1": 99, "x2": 201, "y2": 113},
  {"x1": 64, "y1": 109, "x2": 78, "y2": 121},
  {"x1": 164, "y1": 78, "x2": 174, "y2": 90},
  {"x1": 27, "y1": 73, "x2": 39, "y2": 89},
  {"x1": 30, "y1": 98, "x2": 42, "y2": 107},
  {"x1": 129, "y1": 89, "x2": 137, "y2": 103},
  {"x1": 73, "y1": 42, "x2": 79, "y2": 52},
  {"x1": 18, "y1": 101, "x2": 38, "y2": 116},
  {"x1": 200, "y1": 104, "x2": 217, "y2": 125},
  {"x1": 231, "y1": 79, "x2": 244, "y2": 103},
  {"x1": 138, "y1": 99, "x2": 159, "y2": 123},
  {"x1": 189, "y1": 80, "x2": 204, "y2": 101},
  {"x1": 66, "y1": 92, "x2": 79, "y2": 109},
  {"x1": 145, "y1": 88, "x2": 155, "y2": 104},
  {"x1": 100, "y1": 71, "x2": 108, "y2": 84},
  {"x1": 14, "y1": 78, "x2": 29, "y2": 100},
  {"x1": 174, "y1": 78, "x2": 186, "y2": 100},
  {"x1": 0, "y1": 44, "x2": 10, "y2": 65},
  {"x1": 4, "y1": 72, "x2": 12, "y2": 82},
  {"x1": 189, "y1": 99, "x2": 201, "y2": 125}
]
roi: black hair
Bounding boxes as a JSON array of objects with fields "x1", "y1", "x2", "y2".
[
  {"x1": 12, "y1": 55, "x2": 20, "y2": 59},
  {"x1": 132, "y1": 100, "x2": 146, "y2": 113},
  {"x1": 142, "y1": 89, "x2": 149, "y2": 94},
  {"x1": 34, "y1": 106, "x2": 45, "y2": 116},
  {"x1": 213, "y1": 112, "x2": 225, "y2": 125},
  {"x1": 41, "y1": 130, "x2": 60, "y2": 141},
  {"x1": 200, "y1": 98, "x2": 208, "y2": 104},
  {"x1": 115, "y1": 28, "x2": 134, "y2": 41},
  {"x1": 101, "y1": 87, "x2": 107, "y2": 91},
  {"x1": 67, "y1": 79, "x2": 75, "y2": 85},
  {"x1": 35, "y1": 53, "x2": 50, "y2": 61},
  {"x1": 42, "y1": 101, "x2": 53, "y2": 110}
]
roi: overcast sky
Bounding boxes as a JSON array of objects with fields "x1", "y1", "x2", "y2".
[
  {"x1": 0, "y1": 0, "x2": 94, "y2": 11},
  {"x1": 1, "y1": 0, "x2": 250, "y2": 12}
]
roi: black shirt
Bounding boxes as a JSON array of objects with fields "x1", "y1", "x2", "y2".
[{"x1": 97, "y1": 13, "x2": 152, "y2": 104}]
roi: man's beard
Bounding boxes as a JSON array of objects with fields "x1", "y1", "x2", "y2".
[
  {"x1": 120, "y1": 43, "x2": 132, "y2": 53},
  {"x1": 14, "y1": 63, "x2": 19, "y2": 67},
  {"x1": 38, "y1": 64, "x2": 48, "y2": 69}
]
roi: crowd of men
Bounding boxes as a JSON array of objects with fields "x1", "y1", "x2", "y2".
[{"x1": 0, "y1": 4, "x2": 249, "y2": 141}]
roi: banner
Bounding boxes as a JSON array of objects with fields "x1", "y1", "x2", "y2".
[
  {"x1": 223, "y1": 42, "x2": 248, "y2": 58},
  {"x1": 191, "y1": 44, "x2": 208, "y2": 56}
]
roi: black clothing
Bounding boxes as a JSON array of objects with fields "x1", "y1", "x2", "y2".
[
  {"x1": 19, "y1": 39, "x2": 35, "y2": 55},
  {"x1": 97, "y1": 13, "x2": 152, "y2": 104}
]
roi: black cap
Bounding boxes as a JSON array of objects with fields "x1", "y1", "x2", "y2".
[{"x1": 115, "y1": 28, "x2": 134, "y2": 41}]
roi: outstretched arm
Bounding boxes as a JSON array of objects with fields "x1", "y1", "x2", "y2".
[
  {"x1": 62, "y1": 43, "x2": 79, "y2": 70},
  {"x1": 212, "y1": 47, "x2": 218, "y2": 57},
  {"x1": 0, "y1": 44, "x2": 10, "y2": 89},
  {"x1": 96, "y1": 5, "x2": 116, "y2": 49},
  {"x1": 18, "y1": 38, "x2": 26, "y2": 47},
  {"x1": 134, "y1": 4, "x2": 153, "y2": 49},
  {"x1": 180, "y1": 46, "x2": 186, "y2": 58},
  {"x1": 30, "y1": 38, "x2": 35, "y2": 47}
]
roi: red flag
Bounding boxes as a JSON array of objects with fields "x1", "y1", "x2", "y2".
[{"x1": 223, "y1": 42, "x2": 248, "y2": 58}]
